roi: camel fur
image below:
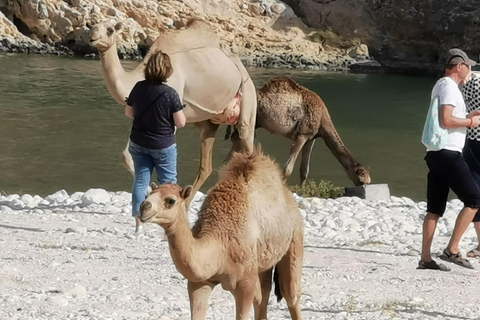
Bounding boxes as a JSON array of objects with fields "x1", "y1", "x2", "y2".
[
  {"x1": 89, "y1": 19, "x2": 256, "y2": 198},
  {"x1": 139, "y1": 147, "x2": 304, "y2": 320},
  {"x1": 254, "y1": 76, "x2": 371, "y2": 186}
]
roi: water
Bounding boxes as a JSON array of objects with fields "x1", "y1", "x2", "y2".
[{"x1": 0, "y1": 53, "x2": 435, "y2": 200}]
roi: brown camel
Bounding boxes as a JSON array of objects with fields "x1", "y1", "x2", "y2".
[
  {"x1": 139, "y1": 147, "x2": 304, "y2": 320},
  {"x1": 254, "y1": 76, "x2": 371, "y2": 187},
  {"x1": 89, "y1": 19, "x2": 256, "y2": 198}
]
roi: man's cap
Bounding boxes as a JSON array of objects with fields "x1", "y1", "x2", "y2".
[{"x1": 446, "y1": 48, "x2": 477, "y2": 66}]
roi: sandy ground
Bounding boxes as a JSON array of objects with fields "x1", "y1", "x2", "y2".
[{"x1": 1, "y1": 208, "x2": 479, "y2": 320}]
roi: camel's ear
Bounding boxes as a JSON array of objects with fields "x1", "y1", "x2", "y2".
[
  {"x1": 115, "y1": 21, "x2": 124, "y2": 32},
  {"x1": 180, "y1": 185, "x2": 193, "y2": 200},
  {"x1": 150, "y1": 181, "x2": 159, "y2": 190}
]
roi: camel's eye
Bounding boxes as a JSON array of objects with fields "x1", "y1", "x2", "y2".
[
  {"x1": 165, "y1": 198, "x2": 176, "y2": 208},
  {"x1": 107, "y1": 28, "x2": 114, "y2": 36}
]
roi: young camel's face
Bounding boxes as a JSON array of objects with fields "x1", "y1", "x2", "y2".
[
  {"x1": 349, "y1": 165, "x2": 371, "y2": 186},
  {"x1": 89, "y1": 21, "x2": 123, "y2": 52},
  {"x1": 139, "y1": 184, "x2": 192, "y2": 226}
]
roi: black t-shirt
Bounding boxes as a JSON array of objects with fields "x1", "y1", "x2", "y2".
[{"x1": 127, "y1": 81, "x2": 184, "y2": 149}]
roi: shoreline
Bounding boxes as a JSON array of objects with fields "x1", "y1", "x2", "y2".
[{"x1": 0, "y1": 40, "x2": 379, "y2": 73}]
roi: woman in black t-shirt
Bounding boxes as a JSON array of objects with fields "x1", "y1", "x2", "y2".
[{"x1": 125, "y1": 50, "x2": 186, "y2": 234}]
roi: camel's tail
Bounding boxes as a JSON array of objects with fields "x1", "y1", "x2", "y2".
[{"x1": 273, "y1": 266, "x2": 283, "y2": 302}]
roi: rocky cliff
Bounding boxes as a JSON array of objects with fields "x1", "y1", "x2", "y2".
[
  {"x1": 284, "y1": 0, "x2": 480, "y2": 74},
  {"x1": 0, "y1": 0, "x2": 370, "y2": 71}
]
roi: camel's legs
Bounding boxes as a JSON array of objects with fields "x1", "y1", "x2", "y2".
[
  {"x1": 190, "y1": 121, "x2": 219, "y2": 204},
  {"x1": 188, "y1": 281, "x2": 216, "y2": 320},
  {"x1": 254, "y1": 269, "x2": 273, "y2": 320},
  {"x1": 276, "y1": 229, "x2": 304, "y2": 320},
  {"x1": 232, "y1": 78, "x2": 257, "y2": 155},
  {"x1": 284, "y1": 135, "x2": 308, "y2": 179},
  {"x1": 299, "y1": 139, "x2": 316, "y2": 186},
  {"x1": 234, "y1": 277, "x2": 257, "y2": 320}
]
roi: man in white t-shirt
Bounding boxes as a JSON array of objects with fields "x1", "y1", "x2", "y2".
[{"x1": 420, "y1": 48, "x2": 480, "y2": 271}]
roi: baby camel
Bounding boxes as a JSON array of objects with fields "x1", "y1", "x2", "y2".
[
  {"x1": 139, "y1": 148, "x2": 304, "y2": 320},
  {"x1": 255, "y1": 76, "x2": 371, "y2": 186}
]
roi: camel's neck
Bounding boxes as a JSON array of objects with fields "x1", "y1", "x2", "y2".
[
  {"x1": 99, "y1": 45, "x2": 140, "y2": 105},
  {"x1": 319, "y1": 121, "x2": 358, "y2": 170},
  {"x1": 164, "y1": 206, "x2": 222, "y2": 282}
]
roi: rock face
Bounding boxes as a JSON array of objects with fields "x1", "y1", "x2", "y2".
[
  {"x1": 0, "y1": 0, "x2": 370, "y2": 70},
  {"x1": 284, "y1": 0, "x2": 480, "y2": 74}
]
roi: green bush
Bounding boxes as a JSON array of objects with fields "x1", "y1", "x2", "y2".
[{"x1": 290, "y1": 179, "x2": 344, "y2": 199}]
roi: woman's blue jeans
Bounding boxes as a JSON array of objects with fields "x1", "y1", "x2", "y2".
[{"x1": 129, "y1": 140, "x2": 177, "y2": 217}]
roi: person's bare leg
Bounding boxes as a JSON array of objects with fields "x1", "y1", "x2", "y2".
[
  {"x1": 467, "y1": 222, "x2": 480, "y2": 257},
  {"x1": 473, "y1": 222, "x2": 480, "y2": 251},
  {"x1": 421, "y1": 212, "x2": 439, "y2": 262},
  {"x1": 447, "y1": 207, "x2": 478, "y2": 254}
]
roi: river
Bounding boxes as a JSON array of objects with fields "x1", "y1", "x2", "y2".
[{"x1": 0, "y1": 53, "x2": 434, "y2": 200}]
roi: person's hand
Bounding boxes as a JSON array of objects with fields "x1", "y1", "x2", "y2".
[
  {"x1": 468, "y1": 110, "x2": 480, "y2": 118},
  {"x1": 460, "y1": 70, "x2": 473, "y2": 87},
  {"x1": 471, "y1": 116, "x2": 480, "y2": 128}
]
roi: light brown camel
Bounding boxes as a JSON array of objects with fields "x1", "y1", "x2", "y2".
[
  {"x1": 139, "y1": 148, "x2": 304, "y2": 320},
  {"x1": 89, "y1": 19, "x2": 256, "y2": 197},
  {"x1": 254, "y1": 76, "x2": 371, "y2": 187}
]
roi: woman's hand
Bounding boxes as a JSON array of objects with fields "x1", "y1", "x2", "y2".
[
  {"x1": 468, "y1": 110, "x2": 480, "y2": 118},
  {"x1": 125, "y1": 105, "x2": 134, "y2": 119}
]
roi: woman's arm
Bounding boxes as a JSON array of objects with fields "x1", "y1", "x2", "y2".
[
  {"x1": 173, "y1": 110, "x2": 186, "y2": 128},
  {"x1": 125, "y1": 105, "x2": 134, "y2": 119}
]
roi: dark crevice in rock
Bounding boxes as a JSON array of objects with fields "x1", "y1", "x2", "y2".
[{"x1": 13, "y1": 14, "x2": 30, "y2": 37}]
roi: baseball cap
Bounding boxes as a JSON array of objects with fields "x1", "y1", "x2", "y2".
[{"x1": 445, "y1": 48, "x2": 477, "y2": 66}]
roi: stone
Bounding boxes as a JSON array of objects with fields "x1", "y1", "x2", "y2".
[
  {"x1": 81, "y1": 189, "x2": 111, "y2": 206},
  {"x1": 47, "y1": 295, "x2": 69, "y2": 307},
  {"x1": 270, "y1": 3, "x2": 285, "y2": 14},
  {"x1": 349, "y1": 60, "x2": 383, "y2": 73},
  {"x1": 343, "y1": 184, "x2": 391, "y2": 201},
  {"x1": 70, "y1": 192, "x2": 84, "y2": 202},
  {"x1": 65, "y1": 285, "x2": 87, "y2": 299},
  {"x1": 65, "y1": 227, "x2": 88, "y2": 235},
  {"x1": 46, "y1": 189, "x2": 69, "y2": 204}
]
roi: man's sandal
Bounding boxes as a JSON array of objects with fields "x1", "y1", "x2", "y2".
[
  {"x1": 439, "y1": 248, "x2": 474, "y2": 269},
  {"x1": 417, "y1": 259, "x2": 451, "y2": 271}
]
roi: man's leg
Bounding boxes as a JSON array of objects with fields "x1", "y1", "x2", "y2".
[
  {"x1": 422, "y1": 151, "x2": 449, "y2": 264},
  {"x1": 447, "y1": 207, "x2": 478, "y2": 254},
  {"x1": 421, "y1": 212, "x2": 440, "y2": 262}
]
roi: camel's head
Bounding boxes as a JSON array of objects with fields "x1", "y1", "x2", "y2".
[
  {"x1": 139, "y1": 183, "x2": 192, "y2": 227},
  {"x1": 349, "y1": 164, "x2": 371, "y2": 186},
  {"x1": 89, "y1": 21, "x2": 124, "y2": 52}
]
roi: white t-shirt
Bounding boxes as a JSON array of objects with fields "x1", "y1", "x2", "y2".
[{"x1": 428, "y1": 77, "x2": 466, "y2": 152}]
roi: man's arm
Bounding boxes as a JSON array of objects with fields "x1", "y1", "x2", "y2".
[{"x1": 441, "y1": 104, "x2": 480, "y2": 128}]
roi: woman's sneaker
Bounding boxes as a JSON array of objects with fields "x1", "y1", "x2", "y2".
[{"x1": 134, "y1": 225, "x2": 144, "y2": 236}]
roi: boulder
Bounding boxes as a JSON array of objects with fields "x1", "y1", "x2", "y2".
[{"x1": 81, "y1": 188, "x2": 111, "y2": 206}]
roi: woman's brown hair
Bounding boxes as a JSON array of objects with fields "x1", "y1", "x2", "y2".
[{"x1": 144, "y1": 50, "x2": 173, "y2": 83}]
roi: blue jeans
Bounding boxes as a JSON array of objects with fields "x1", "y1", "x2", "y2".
[{"x1": 129, "y1": 140, "x2": 177, "y2": 216}]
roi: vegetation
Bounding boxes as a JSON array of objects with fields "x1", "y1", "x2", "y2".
[{"x1": 290, "y1": 179, "x2": 344, "y2": 199}]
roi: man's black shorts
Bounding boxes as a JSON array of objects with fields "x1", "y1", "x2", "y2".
[{"x1": 425, "y1": 149, "x2": 480, "y2": 221}]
